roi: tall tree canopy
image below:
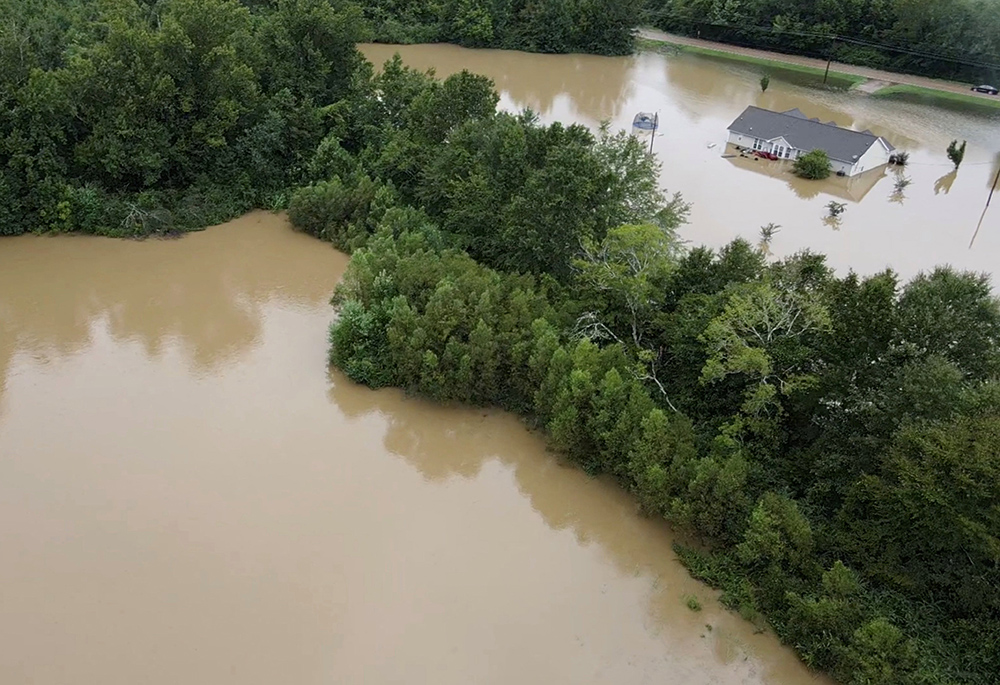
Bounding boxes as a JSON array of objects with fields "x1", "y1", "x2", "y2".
[
  {"x1": 357, "y1": 0, "x2": 641, "y2": 55},
  {"x1": 0, "y1": 0, "x2": 366, "y2": 236},
  {"x1": 644, "y1": 0, "x2": 1000, "y2": 81}
]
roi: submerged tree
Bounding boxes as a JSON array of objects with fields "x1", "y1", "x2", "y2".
[
  {"x1": 827, "y1": 201, "x2": 846, "y2": 217},
  {"x1": 758, "y1": 222, "x2": 780, "y2": 255},
  {"x1": 947, "y1": 139, "x2": 967, "y2": 169}
]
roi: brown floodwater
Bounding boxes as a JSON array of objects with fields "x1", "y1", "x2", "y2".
[
  {"x1": 361, "y1": 43, "x2": 1000, "y2": 281},
  {"x1": 0, "y1": 213, "x2": 828, "y2": 684}
]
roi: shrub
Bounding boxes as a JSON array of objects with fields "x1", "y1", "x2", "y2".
[
  {"x1": 827, "y1": 201, "x2": 847, "y2": 217},
  {"x1": 793, "y1": 149, "x2": 832, "y2": 179},
  {"x1": 287, "y1": 174, "x2": 395, "y2": 251}
]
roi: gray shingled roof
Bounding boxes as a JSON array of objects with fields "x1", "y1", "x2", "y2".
[{"x1": 727, "y1": 106, "x2": 894, "y2": 163}]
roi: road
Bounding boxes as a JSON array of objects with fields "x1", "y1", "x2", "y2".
[{"x1": 637, "y1": 28, "x2": 996, "y2": 100}]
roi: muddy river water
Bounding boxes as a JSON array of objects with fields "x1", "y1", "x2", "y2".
[
  {"x1": 8, "y1": 43, "x2": 991, "y2": 685},
  {"x1": 361, "y1": 43, "x2": 1000, "y2": 280},
  {"x1": 0, "y1": 213, "x2": 831, "y2": 684}
]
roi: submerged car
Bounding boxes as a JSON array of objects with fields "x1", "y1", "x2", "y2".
[{"x1": 971, "y1": 84, "x2": 999, "y2": 94}]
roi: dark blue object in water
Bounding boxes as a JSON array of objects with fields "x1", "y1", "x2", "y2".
[{"x1": 632, "y1": 112, "x2": 658, "y2": 131}]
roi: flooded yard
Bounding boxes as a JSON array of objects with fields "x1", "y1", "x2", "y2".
[{"x1": 361, "y1": 43, "x2": 1000, "y2": 280}]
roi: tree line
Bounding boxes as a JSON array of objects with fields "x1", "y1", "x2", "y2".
[
  {"x1": 3, "y1": 2, "x2": 998, "y2": 684},
  {"x1": 356, "y1": 0, "x2": 640, "y2": 55},
  {"x1": 0, "y1": 0, "x2": 639, "y2": 239},
  {"x1": 296, "y1": 58, "x2": 999, "y2": 685},
  {"x1": 0, "y1": 0, "x2": 368, "y2": 237},
  {"x1": 643, "y1": 0, "x2": 1000, "y2": 82}
]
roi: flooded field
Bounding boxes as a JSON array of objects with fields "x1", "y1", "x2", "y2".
[
  {"x1": 361, "y1": 43, "x2": 1000, "y2": 280},
  {"x1": 3, "y1": 41, "x2": 991, "y2": 685},
  {"x1": 0, "y1": 214, "x2": 828, "y2": 684}
]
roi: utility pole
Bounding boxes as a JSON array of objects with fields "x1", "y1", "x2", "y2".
[
  {"x1": 648, "y1": 112, "x2": 658, "y2": 155},
  {"x1": 987, "y1": 162, "x2": 999, "y2": 208},
  {"x1": 823, "y1": 38, "x2": 835, "y2": 85},
  {"x1": 969, "y1": 156, "x2": 999, "y2": 248}
]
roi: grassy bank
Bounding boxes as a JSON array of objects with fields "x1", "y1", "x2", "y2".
[
  {"x1": 635, "y1": 37, "x2": 864, "y2": 90},
  {"x1": 872, "y1": 84, "x2": 1000, "y2": 112}
]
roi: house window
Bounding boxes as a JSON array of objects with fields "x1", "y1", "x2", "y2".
[{"x1": 752, "y1": 138, "x2": 763, "y2": 150}]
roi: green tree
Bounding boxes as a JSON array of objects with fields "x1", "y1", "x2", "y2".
[
  {"x1": 574, "y1": 223, "x2": 681, "y2": 347},
  {"x1": 946, "y1": 139, "x2": 967, "y2": 168},
  {"x1": 255, "y1": 0, "x2": 368, "y2": 104},
  {"x1": 737, "y1": 492, "x2": 818, "y2": 580},
  {"x1": 837, "y1": 414, "x2": 1000, "y2": 616},
  {"x1": 648, "y1": 0, "x2": 1000, "y2": 81},
  {"x1": 356, "y1": 0, "x2": 639, "y2": 55},
  {"x1": 897, "y1": 267, "x2": 1000, "y2": 379},
  {"x1": 288, "y1": 173, "x2": 393, "y2": 251},
  {"x1": 700, "y1": 282, "x2": 831, "y2": 417},
  {"x1": 627, "y1": 407, "x2": 699, "y2": 513},
  {"x1": 793, "y1": 149, "x2": 833, "y2": 179}
]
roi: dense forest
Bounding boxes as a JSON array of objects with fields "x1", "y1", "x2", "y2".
[
  {"x1": 0, "y1": 0, "x2": 636, "y2": 239},
  {"x1": 0, "y1": 0, "x2": 372, "y2": 237},
  {"x1": 644, "y1": 0, "x2": 1000, "y2": 82},
  {"x1": 297, "y1": 50, "x2": 999, "y2": 685},
  {"x1": 356, "y1": 0, "x2": 639, "y2": 54},
  {"x1": 3, "y1": 2, "x2": 999, "y2": 685}
]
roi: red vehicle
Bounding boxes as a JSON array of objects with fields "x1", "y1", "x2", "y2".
[{"x1": 753, "y1": 150, "x2": 779, "y2": 161}]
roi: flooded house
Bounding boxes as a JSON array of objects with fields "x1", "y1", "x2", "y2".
[{"x1": 726, "y1": 106, "x2": 894, "y2": 176}]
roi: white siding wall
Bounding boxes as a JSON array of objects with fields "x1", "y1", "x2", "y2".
[
  {"x1": 831, "y1": 159, "x2": 854, "y2": 175},
  {"x1": 850, "y1": 140, "x2": 891, "y2": 176},
  {"x1": 728, "y1": 132, "x2": 752, "y2": 147},
  {"x1": 728, "y1": 132, "x2": 799, "y2": 158}
]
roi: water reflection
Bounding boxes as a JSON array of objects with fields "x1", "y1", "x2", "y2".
[
  {"x1": 660, "y1": 55, "x2": 755, "y2": 121},
  {"x1": 0, "y1": 212, "x2": 346, "y2": 380},
  {"x1": 326, "y1": 368, "x2": 831, "y2": 685},
  {"x1": 722, "y1": 145, "x2": 888, "y2": 203},
  {"x1": 822, "y1": 216, "x2": 844, "y2": 231},
  {"x1": 1, "y1": 216, "x2": 834, "y2": 685},
  {"x1": 496, "y1": 54, "x2": 636, "y2": 123},
  {"x1": 934, "y1": 170, "x2": 958, "y2": 195},
  {"x1": 361, "y1": 44, "x2": 635, "y2": 124}
]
